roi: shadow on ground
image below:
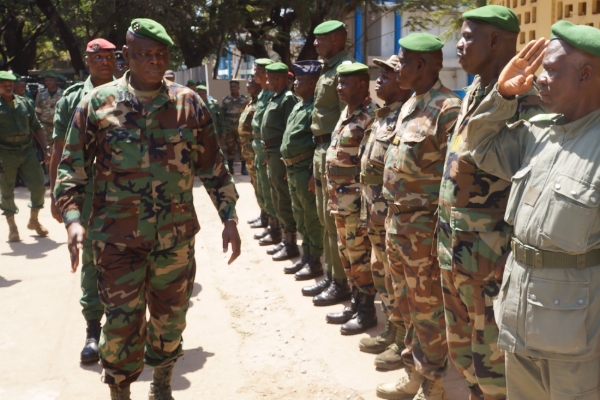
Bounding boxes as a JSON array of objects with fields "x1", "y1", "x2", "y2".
[
  {"x1": 188, "y1": 282, "x2": 203, "y2": 308},
  {"x1": 0, "y1": 275, "x2": 21, "y2": 288},
  {"x1": 1, "y1": 237, "x2": 64, "y2": 259}
]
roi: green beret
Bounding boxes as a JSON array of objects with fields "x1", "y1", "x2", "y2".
[
  {"x1": 463, "y1": 5, "x2": 520, "y2": 34},
  {"x1": 314, "y1": 20, "x2": 345, "y2": 35},
  {"x1": 399, "y1": 33, "x2": 444, "y2": 53},
  {"x1": 0, "y1": 71, "x2": 16, "y2": 81},
  {"x1": 57, "y1": 74, "x2": 67, "y2": 81},
  {"x1": 552, "y1": 21, "x2": 600, "y2": 58},
  {"x1": 42, "y1": 72, "x2": 57, "y2": 79},
  {"x1": 255, "y1": 58, "x2": 274, "y2": 66},
  {"x1": 187, "y1": 79, "x2": 197, "y2": 85},
  {"x1": 265, "y1": 62, "x2": 289, "y2": 73},
  {"x1": 197, "y1": 85, "x2": 207, "y2": 91},
  {"x1": 129, "y1": 18, "x2": 174, "y2": 46},
  {"x1": 337, "y1": 62, "x2": 369, "y2": 76},
  {"x1": 11, "y1": 72, "x2": 21, "y2": 79}
]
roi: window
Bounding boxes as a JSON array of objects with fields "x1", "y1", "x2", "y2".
[
  {"x1": 579, "y1": 2, "x2": 587, "y2": 15},
  {"x1": 558, "y1": 1, "x2": 563, "y2": 18},
  {"x1": 529, "y1": 30, "x2": 536, "y2": 41},
  {"x1": 513, "y1": 0, "x2": 518, "y2": 8},
  {"x1": 531, "y1": 0, "x2": 537, "y2": 3},
  {"x1": 521, "y1": 0, "x2": 526, "y2": 5},
  {"x1": 565, "y1": 4, "x2": 574, "y2": 17},
  {"x1": 589, "y1": 22, "x2": 595, "y2": 26},
  {"x1": 520, "y1": 32, "x2": 526, "y2": 44},
  {"x1": 518, "y1": 13, "x2": 522, "y2": 23},
  {"x1": 594, "y1": 0, "x2": 600, "y2": 13},
  {"x1": 525, "y1": 11, "x2": 531, "y2": 23},
  {"x1": 533, "y1": 7, "x2": 537, "y2": 22}
]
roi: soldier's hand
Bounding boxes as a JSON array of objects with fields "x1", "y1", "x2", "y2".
[
  {"x1": 308, "y1": 175, "x2": 316, "y2": 194},
  {"x1": 430, "y1": 261, "x2": 441, "y2": 281},
  {"x1": 43, "y1": 150, "x2": 51, "y2": 164},
  {"x1": 67, "y1": 222, "x2": 86, "y2": 273},
  {"x1": 495, "y1": 250, "x2": 511, "y2": 280},
  {"x1": 50, "y1": 196, "x2": 63, "y2": 223},
  {"x1": 499, "y1": 38, "x2": 548, "y2": 98},
  {"x1": 222, "y1": 220, "x2": 241, "y2": 265}
]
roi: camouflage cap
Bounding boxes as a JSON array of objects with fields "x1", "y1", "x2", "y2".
[
  {"x1": 463, "y1": 5, "x2": 520, "y2": 34},
  {"x1": 0, "y1": 71, "x2": 16, "y2": 81},
  {"x1": 255, "y1": 58, "x2": 274, "y2": 66},
  {"x1": 129, "y1": 18, "x2": 174, "y2": 46},
  {"x1": 551, "y1": 21, "x2": 600, "y2": 58},
  {"x1": 314, "y1": 20, "x2": 345, "y2": 35},
  {"x1": 337, "y1": 62, "x2": 369, "y2": 76},
  {"x1": 373, "y1": 55, "x2": 400, "y2": 70},
  {"x1": 265, "y1": 62, "x2": 289, "y2": 74},
  {"x1": 399, "y1": 33, "x2": 444, "y2": 53}
]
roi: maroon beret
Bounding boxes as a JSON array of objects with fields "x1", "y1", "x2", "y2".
[{"x1": 86, "y1": 39, "x2": 116, "y2": 53}]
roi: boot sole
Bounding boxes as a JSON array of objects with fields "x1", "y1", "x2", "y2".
[
  {"x1": 375, "y1": 389, "x2": 415, "y2": 400},
  {"x1": 27, "y1": 224, "x2": 48, "y2": 237},
  {"x1": 326, "y1": 316, "x2": 354, "y2": 325},
  {"x1": 294, "y1": 271, "x2": 324, "y2": 281},
  {"x1": 358, "y1": 343, "x2": 389, "y2": 354},
  {"x1": 312, "y1": 294, "x2": 352, "y2": 306},
  {"x1": 301, "y1": 288, "x2": 326, "y2": 297},
  {"x1": 340, "y1": 321, "x2": 378, "y2": 335},
  {"x1": 374, "y1": 359, "x2": 405, "y2": 370},
  {"x1": 272, "y1": 254, "x2": 299, "y2": 261},
  {"x1": 80, "y1": 354, "x2": 100, "y2": 364},
  {"x1": 284, "y1": 267, "x2": 303, "y2": 274}
]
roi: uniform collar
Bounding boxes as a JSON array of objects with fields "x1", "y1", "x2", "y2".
[
  {"x1": 271, "y1": 87, "x2": 289, "y2": 100},
  {"x1": 551, "y1": 108, "x2": 600, "y2": 141},
  {"x1": 115, "y1": 71, "x2": 175, "y2": 109},
  {"x1": 300, "y1": 96, "x2": 315, "y2": 109},
  {"x1": 324, "y1": 50, "x2": 348, "y2": 70},
  {"x1": 375, "y1": 100, "x2": 403, "y2": 119},
  {"x1": 343, "y1": 96, "x2": 372, "y2": 122},
  {"x1": 403, "y1": 79, "x2": 443, "y2": 118},
  {"x1": 0, "y1": 94, "x2": 23, "y2": 108}
]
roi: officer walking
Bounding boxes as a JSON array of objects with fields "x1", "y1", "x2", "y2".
[
  {"x1": 376, "y1": 33, "x2": 461, "y2": 400},
  {"x1": 221, "y1": 80, "x2": 249, "y2": 174},
  {"x1": 35, "y1": 72, "x2": 63, "y2": 147},
  {"x1": 54, "y1": 19, "x2": 241, "y2": 400}
]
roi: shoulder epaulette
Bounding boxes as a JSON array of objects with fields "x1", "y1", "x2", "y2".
[
  {"x1": 528, "y1": 113, "x2": 560, "y2": 125},
  {"x1": 62, "y1": 81, "x2": 85, "y2": 97}
]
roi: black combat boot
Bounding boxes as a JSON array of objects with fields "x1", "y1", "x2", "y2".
[
  {"x1": 247, "y1": 210, "x2": 264, "y2": 224},
  {"x1": 313, "y1": 277, "x2": 351, "y2": 306},
  {"x1": 253, "y1": 214, "x2": 271, "y2": 240},
  {"x1": 250, "y1": 210, "x2": 268, "y2": 228},
  {"x1": 340, "y1": 292, "x2": 378, "y2": 335},
  {"x1": 266, "y1": 240, "x2": 285, "y2": 255},
  {"x1": 295, "y1": 256, "x2": 323, "y2": 281},
  {"x1": 301, "y1": 270, "x2": 331, "y2": 296},
  {"x1": 148, "y1": 361, "x2": 175, "y2": 400},
  {"x1": 80, "y1": 319, "x2": 101, "y2": 363},
  {"x1": 284, "y1": 253, "x2": 310, "y2": 274},
  {"x1": 241, "y1": 160, "x2": 248, "y2": 175},
  {"x1": 259, "y1": 217, "x2": 282, "y2": 246},
  {"x1": 273, "y1": 231, "x2": 300, "y2": 261},
  {"x1": 227, "y1": 160, "x2": 235, "y2": 174},
  {"x1": 326, "y1": 286, "x2": 359, "y2": 324}
]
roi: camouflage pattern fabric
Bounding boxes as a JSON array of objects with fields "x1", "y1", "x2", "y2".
[
  {"x1": 221, "y1": 94, "x2": 249, "y2": 161},
  {"x1": 383, "y1": 79, "x2": 460, "y2": 379},
  {"x1": 238, "y1": 97, "x2": 259, "y2": 198},
  {"x1": 54, "y1": 72, "x2": 238, "y2": 385},
  {"x1": 35, "y1": 87, "x2": 63, "y2": 143},
  {"x1": 251, "y1": 89, "x2": 276, "y2": 217},
  {"x1": 326, "y1": 97, "x2": 377, "y2": 293},
  {"x1": 438, "y1": 77, "x2": 545, "y2": 399}
]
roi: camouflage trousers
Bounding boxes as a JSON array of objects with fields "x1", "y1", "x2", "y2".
[
  {"x1": 441, "y1": 270, "x2": 506, "y2": 400},
  {"x1": 41, "y1": 121, "x2": 54, "y2": 147},
  {"x1": 92, "y1": 238, "x2": 196, "y2": 386},
  {"x1": 80, "y1": 191, "x2": 104, "y2": 321},
  {"x1": 333, "y1": 212, "x2": 374, "y2": 294},
  {"x1": 0, "y1": 145, "x2": 45, "y2": 217},
  {"x1": 385, "y1": 212, "x2": 448, "y2": 379},
  {"x1": 239, "y1": 135, "x2": 258, "y2": 191},
  {"x1": 252, "y1": 138, "x2": 275, "y2": 216},
  {"x1": 219, "y1": 129, "x2": 241, "y2": 162},
  {"x1": 367, "y1": 223, "x2": 395, "y2": 316}
]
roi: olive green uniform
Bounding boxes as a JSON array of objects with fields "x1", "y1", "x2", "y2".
[{"x1": 251, "y1": 89, "x2": 276, "y2": 218}]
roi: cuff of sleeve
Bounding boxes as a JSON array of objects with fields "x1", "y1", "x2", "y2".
[
  {"x1": 492, "y1": 84, "x2": 518, "y2": 109},
  {"x1": 220, "y1": 207, "x2": 238, "y2": 224},
  {"x1": 63, "y1": 209, "x2": 81, "y2": 227}
]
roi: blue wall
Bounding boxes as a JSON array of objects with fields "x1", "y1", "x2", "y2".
[{"x1": 354, "y1": 8, "x2": 364, "y2": 63}]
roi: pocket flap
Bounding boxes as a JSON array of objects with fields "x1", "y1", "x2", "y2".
[
  {"x1": 527, "y1": 278, "x2": 589, "y2": 310},
  {"x1": 450, "y1": 207, "x2": 507, "y2": 232},
  {"x1": 553, "y1": 174, "x2": 600, "y2": 207},
  {"x1": 511, "y1": 164, "x2": 532, "y2": 181},
  {"x1": 107, "y1": 129, "x2": 139, "y2": 143}
]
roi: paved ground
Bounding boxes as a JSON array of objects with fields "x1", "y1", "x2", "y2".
[{"x1": 0, "y1": 166, "x2": 469, "y2": 400}]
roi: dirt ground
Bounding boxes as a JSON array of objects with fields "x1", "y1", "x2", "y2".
[{"x1": 0, "y1": 164, "x2": 469, "y2": 400}]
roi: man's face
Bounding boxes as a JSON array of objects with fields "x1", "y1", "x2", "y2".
[
  {"x1": 123, "y1": 36, "x2": 169, "y2": 86},
  {"x1": 230, "y1": 82, "x2": 240, "y2": 96},
  {"x1": 187, "y1": 83, "x2": 197, "y2": 91},
  {"x1": 537, "y1": 40, "x2": 581, "y2": 114},
  {"x1": 44, "y1": 77, "x2": 57, "y2": 91},
  {"x1": 14, "y1": 82, "x2": 26, "y2": 96},
  {"x1": 115, "y1": 60, "x2": 128, "y2": 78},
  {"x1": 266, "y1": 72, "x2": 281, "y2": 92},
  {"x1": 375, "y1": 66, "x2": 399, "y2": 101},
  {"x1": 456, "y1": 20, "x2": 492, "y2": 75},
  {"x1": 314, "y1": 33, "x2": 334, "y2": 59},
  {"x1": 246, "y1": 77, "x2": 261, "y2": 96},
  {"x1": 253, "y1": 65, "x2": 267, "y2": 85},
  {"x1": 86, "y1": 50, "x2": 116, "y2": 81},
  {"x1": 394, "y1": 49, "x2": 420, "y2": 91},
  {"x1": 0, "y1": 80, "x2": 14, "y2": 97},
  {"x1": 294, "y1": 75, "x2": 316, "y2": 99},
  {"x1": 198, "y1": 89, "x2": 208, "y2": 103},
  {"x1": 336, "y1": 75, "x2": 361, "y2": 104}
]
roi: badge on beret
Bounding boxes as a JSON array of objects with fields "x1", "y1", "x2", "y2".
[
  {"x1": 92, "y1": 42, "x2": 100, "y2": 51},
  {"x1": 133, "y1": 22, "x2": 140, "y2": 32}
]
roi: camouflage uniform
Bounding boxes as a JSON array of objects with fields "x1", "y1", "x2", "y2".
[
  {"x1": 206, "y1": 98, "x2": 223, "y2": 136},
  {"x1": 221, "y1": 94, "x2": 249, "y2": 161},
  {"x1": 438, "y1": 77, "x2": 544, "y2": 399},
  {"x1": 326, "y1": 97, "x2": 377, "y2": 293},
  {"x1": 35, "y1": 87, "x2": 63, "y2": 144},
  {"x1": 54, "y1": 72, "x2": 238, "y2": 386},
  {"x1": 251, "y1": 89, "x2": 276, "y2": 218},
  {"x1": 383, "y1": 80, "x2": 460, "y2": 379},
  {"x1": 238, "y1": 96, "x2": 259, "y2": 200}
]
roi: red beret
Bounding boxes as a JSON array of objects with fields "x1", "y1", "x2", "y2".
[
  {"x1": 288, "y1": 71, "x2": 294, "y2": 78},
  {"x1": 86, "y1": 39, "x2": 116, "y2": 53}
]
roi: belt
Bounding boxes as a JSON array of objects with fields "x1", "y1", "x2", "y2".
[
  {"x1": 261, "y1": 137, "x2": 282, "y2": 149},
  {"x1": 313, "y1": 134, "x2": 332, "y2": 145},
  {"x1": 282, "y1": 150, "x2": 314, "y2": 166},
  {"x1": 360, "y1": 172, "x2": 383, "y2": 185},
  {"x1": 328, "y1": 165, "x2": 360, "y2": 176},
  {"x1": 0, "y1": 135, "x2": 30, "y2": 143},
  {"x1": 388, "y1": 202, "x2": 436, "y2": 215},
  {"x1": 252, "y1": 132, "x2": 261, "y2": 139},
  {"x1": 511, "y1": 238, "x2": 600, "y2": 269}
]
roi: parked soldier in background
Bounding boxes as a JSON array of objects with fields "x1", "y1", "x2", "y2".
[
  {"x1": 221, "y1": 80, "x2": 249, "y2": 174},
  {"x1": 197, "y1": 84, "x2": 224, "y2": 142},
  {"x1": 186, "y1": 79, "x2": 197, "y2": 91},
  {"x1": 35, "y1": 72, "x2": 63, "y2": 148},
  {"x1": 114, "y1": 50, "x2": 128, "y2": 79}
]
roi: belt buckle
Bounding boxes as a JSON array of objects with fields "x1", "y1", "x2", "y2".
[
  {"x1": 261, "y1": 140, "x2": 267, "y2": 148},
  {"x1": 533, "y1": 250, "x2": 543, "y2": 268},
  {"x1": 312, "y1": 135, "x2": 318, "y2": 144}
]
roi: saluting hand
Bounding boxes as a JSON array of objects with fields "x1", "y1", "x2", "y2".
[
  {"x1": 499, "y1": 38, "x2": 549, "y2": 98},
  {"x1": 67, "y1": 222, "x2": 86, "y2": 273}
]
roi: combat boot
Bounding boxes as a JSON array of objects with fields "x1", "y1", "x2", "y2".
[
  {"x1": 259, "y1": 218, "x2": 282, "y2": 246},
  {"x1": 273, "y1": 231, "x2": 300, "y2": 261},
  {"x1": 241, "y1": 161, "x2": 248, "y2": 175},
  {"x1": 27, "y1": 209, "x2": 48, "y2": 237},
  {"x1": 341, "y1": 292, "x2": 377, "y2": 335},
  {"x1": 413, "y1": 377, "x2": 446, "y2": 400},
  {"x1": 313, "y1": 277, "x2": 351, "y2": 306},
  {"x1": 295, "y1": 256, "x2": 323, "y2": 281},
  {"x1": 227, "y1": 160, "x2": 235, "y2": 174},
  {"x1": 80, "y1": 319, "x2": 101, "y2": 363},
  {"x1": 250, "y1": 211, "x2": 268, "y2": 228},
  {"x1": 7, "y1": 215, "x2": 20, "y2": 242},
  {"x1": 109, "y1": 384, "x2": 131, "y2": 400},
  {"x1": 148, "y1": 361, "x2": 175, "y2": 400},
  {"x1": 247, "y1": 214, "x2": 262, "y2": 224},
  {"x1": 326, "y1": 286, "x2": 359, "y2": 324},
  {"x1": 302, "y1": 271, "x2": 331, "y2": 296},
  {"x1": 376, "y1": 367, "x2": 424, "y2": 399},
  {"x1": 359, "y1": 318, "x2": 397, "y2": 354},
  {"x1": 266, "y1": 240, "x2": 285, "y2": 255},
  {"x1": 374, "y1": 326, "x2": 406, "y2": 370},
  {"x1": 284, "y1": 253, "x2": 310, "y2": 274}
]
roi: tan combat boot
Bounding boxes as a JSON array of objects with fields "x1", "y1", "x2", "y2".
[
  {"x1": 413, "y1": 377, "x2": 446, "y2": 400},
  {"x1": 374, "y1": 324, "x2": 406, "y2": 370},
  {"x1": 376, "y1": 367, "x2": 424, "y2": 399},
  {"x1": 359, "y1": 318, "x2": 397, "y2": 354},
  {"x1": 27, "y1": 209, "x2": 48, "y2": 237},
  {"x1": 7, "y1": 215, "x2": 20, "y2": 242},
  {"x1": 109, "y1": 384, "x2": 131, "y2": 400},
  {"x1": 149, "y1": 361, "x2": 175, "y2": 400}
]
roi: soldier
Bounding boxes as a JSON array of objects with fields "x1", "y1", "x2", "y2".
[
  {"x1": 197, "y1": 84, "x2": 224, "y2": 141},
  {"x1": 324, "y1": 62, "x2": 377, "y2": 335},
  {"x1": 163, "y1": 70, "x2": 175, "y2": 82},
  {"x1": 54, "y1": 19, "x2": 241, "y2": 400},
  {"x1": 304, "y1": 20, "x2": 355, "y2": 306},
  {"x1": 376, "y1": 33, "x2": 461, "y2": 400},
  {"x1": 57, "y1": 74, "x2": 68, "y2": 90},
  {"x1": 49, "y1": 38, "x2": 117, "y2": 364},
  {"x1": 186, "y1": 79, "x2": 197, "y2": 91},
  {"x1": 357, "y1": 55, "x2": 411, "y2": 370},
  {"x1": 221, "y1": 80, "x2": 249, "y2": 174},
  {"x1": 281, "y1": 61, "x2": 324, "y2": 278},
  {"x1": 437, "y1": 7, "x2": 545, "y2": 400},
  {"x1": 465, "y1": 23, "x2": 600, "y2": 399},
  {"x1": 252, "y1": 58, "x2": 279, "y2": 245},
  {"x1": 114, "y1": 50, "x2": 128, "y2": 79},
  {"x1": 261, "y1": 62, "x2": 300, "y2": 261},
  {"x1": 35, "y1": 72, "x2": 63, "y2": 147},
  {"x1": 0, "y1": 71, "x2": 49, "y2": 242},
  {"x1": 14, "y1": 78, "x2": 33, "y2": 105}
]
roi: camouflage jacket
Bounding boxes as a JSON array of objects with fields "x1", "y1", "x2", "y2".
[
  {"x1": 206, "y1": 98, "x2": 223, "y2": 136},
  {"x1": 251, "y1": 89, "x2": 273, "y2": 138},
  {"x1": 437, "y1": 77, "x2": 545, "y2": 272},
  {"x1": 222, "y1": 94, "x2": 249, "y2": 132},
  {"x1": 326, "y1": 96, "x2": 377, "y2": 216},
  {"x1": 238, "y1": 96, "x2": 257, "y2": 138},
  {"x1": 383, "y1": 79, "x2": 461, "y2": 234},
  {"x1": 35, "y1": 87, "x2": 63, "y2": 125},
  {"x1": 54, "y1": 72, "x2": 238, "y2": 250},
  {"x1": 360, "y1": 101, "x2": 403, "y2": 227}
]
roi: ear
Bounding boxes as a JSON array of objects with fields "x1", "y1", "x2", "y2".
[
  {"x1": 490, "y1": 32, "x2": 499, "y2": 50},
  {"x1": 84, "y1": 55, "x2": 89, "y2": 68},
  {"x1": 122, "y1": 45, "x2": 130, "y2": 63},
  {"x1": 417, "y1": 57, "x2": 426, "y2": 72},
  {"x1": 579, "y1": 64, "x2": 593, "y2": 86}
]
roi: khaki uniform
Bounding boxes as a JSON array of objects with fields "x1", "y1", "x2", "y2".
[
  {"x1": 238, "y1": 96, "x2": 258, "y2": 192},
  {"x1": 466, "y1": 86, "x2": 600, "y2": 399},
  {"x1": 221, "y1": 94, "x2": 249, "y2": 161},
  {"x1": 35, "y1": 88, "x2": 63, "y2": 144}
]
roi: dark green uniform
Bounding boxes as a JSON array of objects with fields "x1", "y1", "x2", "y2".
[
  {"x1": 251, "y1": 89, "x2": 276, "y2": 217},
  {"x1": 205, "y1": 98, "x2": 223, "y2": 137}
]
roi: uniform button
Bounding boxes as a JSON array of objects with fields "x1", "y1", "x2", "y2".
[
  {"x1": 571, "y1": 190, "x2": 577, "y2": 196},
  {"x1": 592, "y1": 197, "x2": 597, "y2": 204},
  {"x1": 530, "y1": 294, "x2": 537, "y2": 301},
  {"x1": 553, "y1": 299, "x2": 560, "y2": 305},
  {"x1": 555, "y1": 183, "x2": 561, "y2": 190},
  {"x1": 579, "y1": 299, "x2": 584, "y2": 305}
]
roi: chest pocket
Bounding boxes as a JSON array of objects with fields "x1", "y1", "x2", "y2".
[
  {"x1": 541, "y1": 174, "x2": 600, "y2": 252},
  {"x1": 392, "y1": 132, "x2": 426, "y2": 173},
  {"x1": 106, "y1": 128, "x2": 141, "y2": 171},
  {"x1": 166, "y1": 128, "x2": 195, "y2": 172},
  {"x1": 368, "y1": 133, "x2": 393, "y2": 170}
]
